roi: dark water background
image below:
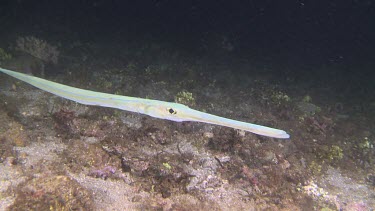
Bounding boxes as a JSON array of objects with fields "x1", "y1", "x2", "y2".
[{"x1": 1, "y1": 1, "x2": 374, "y2": 71}]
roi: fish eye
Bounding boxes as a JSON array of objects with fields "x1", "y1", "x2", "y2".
[{"x1": 167, "y1": 108, "x2": 177, "y2": 114}]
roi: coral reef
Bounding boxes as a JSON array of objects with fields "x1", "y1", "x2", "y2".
[
  {"x1": 270, "y1": 90, "x2": 291, "y2": 106},
  {"x1": 9, "y1": 175, "x2": 94, "y2": 210},
  {"x1": 15, "y1": 36, "x2": 59, "y2": 64},
  {"x1": 0, "y1": 37, "x2": 373, "y2": 210},
  {"x1": 326, "y1": 145, "x2": 344, "y2": 161},
  {"x1": 174, "y1": 91, "x2": 196, "y2": 107},
  {"x1": 0, "y1": 48, "x2": 12, "y2": 62}
]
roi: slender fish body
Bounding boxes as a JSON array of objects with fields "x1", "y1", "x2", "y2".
[{"x1": 0, "y1": 67, "x2": 290, "y2": 139}]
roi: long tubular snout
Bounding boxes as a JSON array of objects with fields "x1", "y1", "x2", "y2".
[{"x1": 180, "y1": 108, "x2": 290, "y2": 139}]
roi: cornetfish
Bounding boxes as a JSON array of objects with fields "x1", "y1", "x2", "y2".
[{"x1": 0, "y1": 67, "x2": 290, "y2": 139}]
